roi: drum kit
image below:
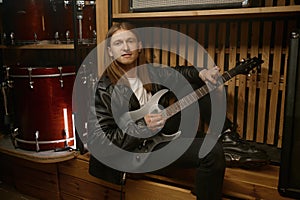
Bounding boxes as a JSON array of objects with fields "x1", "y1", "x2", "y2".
[
  {"x1": 0, "y1": 0, "x2": 97, "y2": 152},
  {"x1": 1, "y1": 0, "x2": 96, "y2": 45}
]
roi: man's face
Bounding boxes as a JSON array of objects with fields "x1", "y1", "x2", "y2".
[{"x1": 108, "y1": 29, "x2": 142, "y2": 67}]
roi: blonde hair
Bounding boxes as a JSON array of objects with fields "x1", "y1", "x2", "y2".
[{"x1": 104, "y1": 22, "x2": 152, "y2": 92}]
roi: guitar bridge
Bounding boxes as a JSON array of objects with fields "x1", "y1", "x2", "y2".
[{"x1": 138, "y1": 139, "x2": 154, "y2": 152}]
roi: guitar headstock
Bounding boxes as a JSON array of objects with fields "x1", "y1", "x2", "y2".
[{"x1": 235, "y1": 57, "x2": 264, "y2": 75}]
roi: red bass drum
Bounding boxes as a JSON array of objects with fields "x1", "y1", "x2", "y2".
[{"x1": 10, "y1": 66, "x2": 76, "y2": 151}]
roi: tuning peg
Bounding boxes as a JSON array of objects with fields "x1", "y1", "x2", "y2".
[
  {"x1": 247, "y1": 69, "x2": 256, "y2": 77},
  {"x1": 237, "y1": 58, "x2": 245, "y2": 65},
  {"x1": 257, "y1": 64, "x2": 261, "y2": 70}
]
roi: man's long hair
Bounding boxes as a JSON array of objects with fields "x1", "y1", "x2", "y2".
[{"x1": 104, "y1": 22, "x2": 152, "y2": 92}]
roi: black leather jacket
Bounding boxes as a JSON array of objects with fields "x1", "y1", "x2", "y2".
[{"x1": 88, "y1": 64, "x2": 205, "y2": 184}]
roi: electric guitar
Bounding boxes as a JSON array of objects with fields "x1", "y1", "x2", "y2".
[{"x1": 127, "y1": 57, "x2": 263, "y2": 165}]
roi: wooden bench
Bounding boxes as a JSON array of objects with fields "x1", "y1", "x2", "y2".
[
  {"x1": 59, "y1": 153, "x2": 291, "y2": 200},
  {"x1": 125, "y1": 162, "x2": 290, "y2": 200},
  {"x1": 0, "y1": 150, "x2": 293, "y2": 200}
]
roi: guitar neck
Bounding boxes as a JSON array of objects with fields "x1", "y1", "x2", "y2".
[{"x1": 162, "y1": 68, "x2": 238, "y2": 119}]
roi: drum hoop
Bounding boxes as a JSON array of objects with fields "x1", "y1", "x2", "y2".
[
  {"x1": 15, "y1": 137, "x2": 75, "y2": 144},
  {"x1": 10, "y1": 72, "x2": 76, "y2": 78}
]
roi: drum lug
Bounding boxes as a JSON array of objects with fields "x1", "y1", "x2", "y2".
[
  {"x1": 65, "y1": 30, "x2": 71, "y2": 42},
  {"x1": 58, "y1": 66, "x2": 64, "y2": 87},
  {"x1": 27, "y1": 68, "x2": 34, "y2": 89},
  {"x1": 64, "y1": 0, "x2": 70, "y2": 6},
  {"x1": 11, "y1": 128, "x2": 20, "y2": 149},
  {"x1": 10, "y1": 32, "x2": 15, "y2": 45},
  {"x1": 1, "y1": 33, "x2": 6, "y2": 45},
  {"x1": 34, "y1": 32, "x2": 38, "y2": 42},
  {"x1": 54, "y1": 31, "x2": 60, "y2": 44},
  {"x1": 3, "y1": 65, "x2": 14, "y2": 88},
  {"x1": 35, "y1": 131, "x2": 40, "y2": 152},
  {"x1": 93, "y1": 29, "x2": 97, "y2": 42},
  {"x1": 76, "y1": 1, "x2": 85, "y2": 10}
]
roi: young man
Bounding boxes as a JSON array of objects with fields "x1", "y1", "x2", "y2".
[{"x1": 88, "y1": 22, "x2": 225, "y2": 200}]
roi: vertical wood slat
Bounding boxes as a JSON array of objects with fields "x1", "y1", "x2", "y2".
[
  {"x1": 265, "y1": 0, "x2": 274, "y2": 6},
  {"x1": 96, "y1": 0, "x2": 108, "y2": 76},
  {"x1": 161, "y1": 24, "x2": 170, "y2": 67},
  {"x1": 290, "y1": 0, "x2": 296, "y2": 5},
  {"x1": 187, "y1": 23, "x2": 197, "y2": 66},
  {"x1": 277, "y1": 0, "x2": 286, "y2": 6},
  {"x1": 153, "y1": 25, "x2": 162, "y2": 65},
  {"x1": 170, "y1": 24, "x2": 178, "y2": 66},
  {"x1": 256, "y1": 21, "x2": 272, "y2": 143},
  {"x1": 236, "y1": 22, "x2": 249, "y2": 135},
  {"x1": 114, "y1": 0, "x2": 130, "y2": 13},
  {"x1": 178, "y1": 24, "x2": 188, "y2": 66},
  {"x1": 112, "y1": 0, "x2": 120, "y2": 14},
  {"x1": 227, "y1": 22, "x2": 238, "y2": 122},
  {"x1": 207, "y1": 23, "x2": 216, "y2": 64},
  {"x1": 196, "y1": 23, "x2": 206, "y2": 68},
  {"x1": 267, "y1": 20, "x2": 284, "y2": 145},
  {"x1": 143, "y1": 24, "x2": 154, "y2": 64},
  {"x1": 217, "y1": 23, "x2": 226, "y2": 75},
  {"x1": 246, "y1": 21, "x2": 260, "y2": 141}
]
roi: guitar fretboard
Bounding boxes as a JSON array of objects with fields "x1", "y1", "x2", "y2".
[{"x1": 162, "y1": 69, "x2": 237, "y2": 119}]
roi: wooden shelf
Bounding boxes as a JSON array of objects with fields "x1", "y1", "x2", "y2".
[
  {"x1": 113, "y1": 5, "x2": 300, "y2": 21},
  {"x1": 0, "y1": 43, "x2": 74, "y2": 50}
]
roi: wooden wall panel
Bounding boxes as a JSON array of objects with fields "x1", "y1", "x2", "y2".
[
  {"x1": 110, "y1": 0, "x2": 299, "y2": 148},
  {"x1": 133, "y1": 13, "x2": 299, "y2": 148}
]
